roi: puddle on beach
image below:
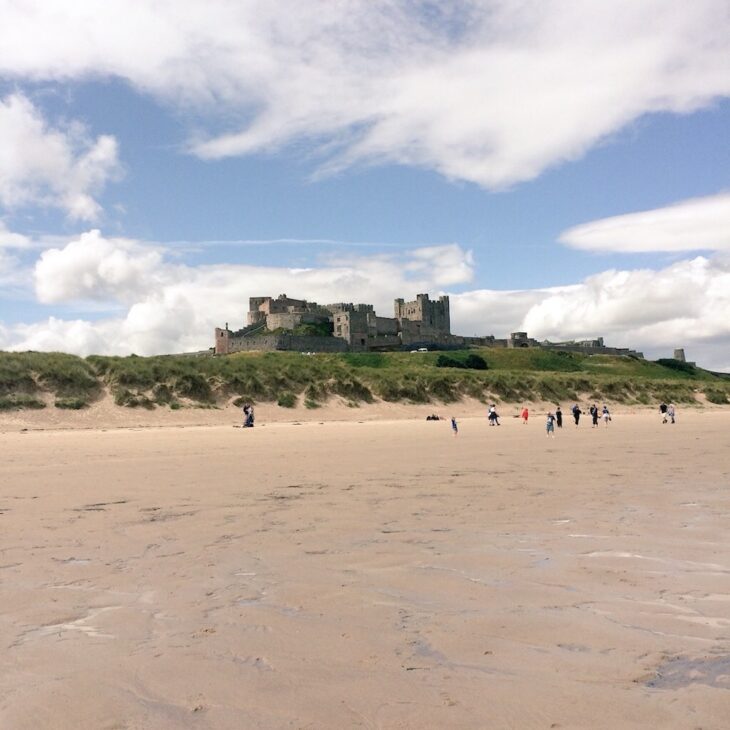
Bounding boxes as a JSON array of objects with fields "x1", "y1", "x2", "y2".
[{"x1": 646, "y1": 654, "x2": 730, "y2": 690}]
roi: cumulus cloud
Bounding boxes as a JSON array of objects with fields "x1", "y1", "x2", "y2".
[
  {"x1": 560, "y1": 192, "x2": 730, "y2": 253},
  {"x1": 0, "y1": 94, "x2": 120, "y2": 220},
  {"x1": 0, "y1": 2, "x2": 728, "y2": 187},
  {"x1": 519, "y1": 256, "x2": 730, "y2": 355},
  {"x1": 34, "y1": 230, "x2": 165, "y2": 304},
  {"x1": 2, "y1": 231, "x2": 474, "y2": 355},
  {"x1": 0, "y1": 229, "x2": 726, "y2": 370}
]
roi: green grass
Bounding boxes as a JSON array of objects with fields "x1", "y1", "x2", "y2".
[
  {"x1": 54, "y1": 397, "x2": 88, "y2": 409},
  {"x1": 1, "y1": 348, "x2": 728, "y2": 410},
  {"x1": 277, "y1": 391, "x2": 297, "y2": 408},
  {"x1": 0, "y1": 393, "x2": 46, "y2": 410}
]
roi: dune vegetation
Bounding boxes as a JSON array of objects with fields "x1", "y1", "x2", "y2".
[{"x1": 0, "y1": 349, "x2": 727, "y2": 411}]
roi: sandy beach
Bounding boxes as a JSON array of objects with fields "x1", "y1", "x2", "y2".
[{"x1": 1, "y1": 409, "x2": 729, "y2": 728}]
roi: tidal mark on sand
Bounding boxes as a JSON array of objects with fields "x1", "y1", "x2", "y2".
[{"x1": 646, "y1": 654, "x2": 730, "y2": 689}]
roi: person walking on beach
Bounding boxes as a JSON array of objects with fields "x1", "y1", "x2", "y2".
[
  {"x1": 546, "y1": 411, "x2": 556, "y2": 438},
  {"x1": 488, "y1": 405, "x2": 500, "y2": 426},
  {"x1": 521, "y1": 406, "x2": 529, "y2": 425},
  {"x1": 451, "y1": 416, "x2": 458, "y2": 436},
  {"x1": 660, "y1": 402, "x2": 668, "y2": 423},
  {"x1": 590, "y1": 404, "x2": 599, "y2": 428},
  {"x1": 602, "y1": 404, "x2": 611, "y2": 426},
  {"x1": 572, "y1": 404, "x2": 582, "y2": 427},
  {"x1": 555, "y1": 405, "x2": 563, "y2": 428},
  {"x1": 668, "y1": 403, "x2": 676, "y2": 424}
]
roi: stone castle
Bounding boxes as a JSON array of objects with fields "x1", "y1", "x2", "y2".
[{"x1": 215, "y1": 293, "x2": 644, "y2": 358}]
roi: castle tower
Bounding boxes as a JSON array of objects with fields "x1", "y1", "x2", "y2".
[{"x1": 673, "y1": 348, "x2": 686, "y2": 362}]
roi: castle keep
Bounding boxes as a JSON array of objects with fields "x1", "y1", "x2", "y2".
[{"x1": 215, "y1": 292, "x2": 643, "y2": 358}]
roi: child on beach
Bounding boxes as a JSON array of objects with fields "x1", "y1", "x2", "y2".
[
  {"x1": 555, "y1": 406, "x2": 563, "y2": 428},
  {"x1": 660, "y1": 402, "x2": 668, "y2": 423},
  {"x1": 572, "y1": 404, "x2": 582, "y2": 427},
  {"x1": 451, "y1": 416, "x2": 458, "y2": 436},
  {"x1": 521, "y1": 406, "x2": 529, "y2": 425},
  {"x1": 546, "y1": 412, "x2": 556, "y2": 437},
  {"x1": 602, "y1": 405, "x2": 611, "y2": 426}
]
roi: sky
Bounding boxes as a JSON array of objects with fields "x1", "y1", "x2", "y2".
[{"x1": 0, "y1": 1, "x2": 729, "y2": 369}]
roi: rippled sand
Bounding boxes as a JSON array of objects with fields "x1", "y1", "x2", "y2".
[{"x1": 1, "y1": 411, "x2": 728, "y2": 728}]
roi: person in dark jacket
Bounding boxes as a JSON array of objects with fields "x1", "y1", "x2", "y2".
[{"x1": 572, "y1": 404, "x2": 582, "y2": 427}]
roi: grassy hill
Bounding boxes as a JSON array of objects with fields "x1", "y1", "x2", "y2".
[{"x1": 0, "y1": 349, "x2": 728, "y2": 411}]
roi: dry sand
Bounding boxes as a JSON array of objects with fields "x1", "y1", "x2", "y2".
[{"x1": 1, "y1": 409, "x2": 729, "y2": 728}]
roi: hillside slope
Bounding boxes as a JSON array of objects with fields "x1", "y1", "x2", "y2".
[{"x1": 1, "y1": 350, "x2": 728, "y2": 413}]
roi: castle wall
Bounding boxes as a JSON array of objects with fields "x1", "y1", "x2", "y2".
[
  {"x1": 541, "y1": 344, "x2": 644, "y2": 358},
  {"x1": 226, "y1": 334, "x2": 349, "y2": 353},
  {"x1": 370, "y1": 315, "x2": 398, "y2": 336}
]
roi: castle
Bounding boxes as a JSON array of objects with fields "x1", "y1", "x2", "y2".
[{"x1": 215, "y1": 293, "x2": 644, "y2": 357}]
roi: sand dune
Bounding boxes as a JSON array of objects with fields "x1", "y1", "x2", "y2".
[{"x1": 0, "y1": 411, "x2": 729, "y2": 728}]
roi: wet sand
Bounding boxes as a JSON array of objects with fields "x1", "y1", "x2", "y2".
[{"x1": 1, "y1": 411, "x2": 729, "y2": 728}]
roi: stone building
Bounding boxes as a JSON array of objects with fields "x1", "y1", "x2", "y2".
[
  {"x1": 214, "y1": 291, "x2": 644, "y2": 358},
  {"x1": 216, "y1": 292, "x2": 453, "y2": 354}
]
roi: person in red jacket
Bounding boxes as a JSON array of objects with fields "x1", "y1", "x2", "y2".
[{"x1": 521, "y1": 406, "x2": 529, "y2": 424}]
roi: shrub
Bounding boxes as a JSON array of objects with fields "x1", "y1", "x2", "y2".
[
  {"x1": 330, "y1": 377, "x2": 373, "y2": 402},
  {"x1": 113, "y1": 388, "x2": 155, "y2": 409},
  {"x1": 304, "y1": 398, "x2": 321, "y2": 409},
  {"x1": 152, "y1": 383, "x2": 174, "y2": 404},
  {"x1": 292, "y1": 322, "x2": 333, "y2": 337},
  {"x1": 54, "y1": 397, "x2": 88, "y2": 409},
  {"x1": 305, "y1": 382, "x2": 328, "y2": 402},
  {"x1": 705, "y1": 388, "x2": 729, "y2": 405},
  {"x1": 277, "y1": 391, "x2": 297, "y2": 408},
  {"x1": 0, "y1": 394, "x2": 46, "y2": 410},
  {"x1": 436, "y1": 354, "x2": 465, "y2": 369},
  {"x1": 656, "y1": 358, "x2": 696, "y2": 375},
  {"x1": 464, "y1": 353, "x2": 488, "y2": 370},
  {"x1": 173, "y1": 373, "x2": 212, "y2": 402},
  {"x1": 428, "y1": 376, "x2": 458, "y2": 402}
]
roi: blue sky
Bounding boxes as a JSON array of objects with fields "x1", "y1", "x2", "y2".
[{"x1": 0, "y1": 1, "x2": 729, "y2": 368}]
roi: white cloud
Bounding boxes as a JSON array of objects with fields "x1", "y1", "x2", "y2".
[
  {"x1": 34, "y1": 230, "x2": 164, "y2": 304},
  {"x1": 0, "y1": 94, "x2": 120, "y2": 220},
  {"x1": 518, "y1": 256, "x2": 730, "y2": 355},
  {"x1": 5, "y1": 231, "x2": 475, "y2": 355},
  {"x1": 0, "y1": 2, "x2": 727, "y2": 188},
  {"x1": 0, "y1": 230, "x2": 727, "y2": 370},
  {"x1": 560, "y1": 192, "x2": 730, "y2": 253},
  {"x1": 0, "y1": 220, "x2": 33, "y2": 249}
]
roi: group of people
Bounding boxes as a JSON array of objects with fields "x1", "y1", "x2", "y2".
[
  {"x1": 450, "y1": 402, "x2": 613, "y2": 437},
  {"x1": 241, "y1": 403, "x2": 255, "y2": 428},
  {"x1": 659, "y1": 402, "x2": 676, "y2": 424},
  {"x1": 546, "y1": 403, "x2": 610, "y2": 435}
]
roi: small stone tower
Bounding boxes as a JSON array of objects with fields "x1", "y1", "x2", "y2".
[{"x1": 673, "y1": 348, "x2": 686, "y2": 362}]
